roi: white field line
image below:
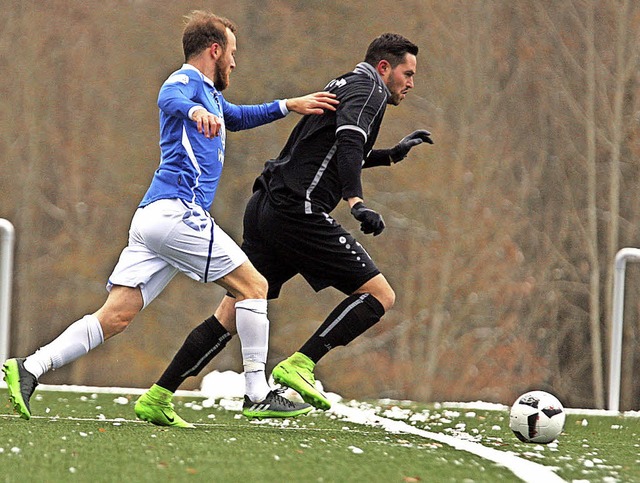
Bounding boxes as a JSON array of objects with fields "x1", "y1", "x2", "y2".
[
  {"x1": 330, "y1": 402, "x2": 565, "y2": 483},
  {"x1": 0, "y1": 413, "x2": 374, "y2": 434},
  {"x1": 0, "y1": 381, "x2": 203, "y2": 398},
  {"x1": 441, "y1": 400, "x2": 640, "y2": 418}
]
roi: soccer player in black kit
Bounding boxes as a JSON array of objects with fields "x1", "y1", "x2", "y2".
[{"x1": 135, "y1": 32, "x2": 433, "y2": 423}]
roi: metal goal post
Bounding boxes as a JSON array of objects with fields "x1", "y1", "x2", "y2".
[
  {"x1": 609, "y1": 247, "x2": 640, "y2": 412},
  {"x1": 0, "y1": 219, "x2": 14, "y2": 364}
]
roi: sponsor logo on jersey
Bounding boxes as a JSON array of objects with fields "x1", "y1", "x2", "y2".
[{"x1": 326, "y1": 78, "x2": 347, "y2": 89}]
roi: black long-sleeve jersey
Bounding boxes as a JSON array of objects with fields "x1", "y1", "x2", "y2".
[{"x1": 254, "y1": 62, "x2": 391, "y2": 215}]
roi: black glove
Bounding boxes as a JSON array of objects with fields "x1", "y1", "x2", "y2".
[
  {"x1": 389, "y1": 129, "x2": 433, "y2": 163},
  {"x1": 351, "y1": 201, "x2": 385, "y2": 236}
]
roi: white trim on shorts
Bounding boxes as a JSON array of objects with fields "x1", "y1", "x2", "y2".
[{"x1": 107, "y1": 199, "x2": 247, "y2": 309}]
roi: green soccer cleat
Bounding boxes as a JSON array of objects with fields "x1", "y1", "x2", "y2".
[
  {"x1": 134, "y1": 384, "x2": 195, "y2": 429},
  {"x1": 242, "y1": 389, "x2": 313, "y2": 419},
  {"x1": 271, "y1": 352, "x2": 331, "y2": 410},
  {"x1": 2, "y1": 358, "x2": 39, "y2": 420}
]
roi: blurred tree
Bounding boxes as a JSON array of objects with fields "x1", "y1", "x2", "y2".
[{"x1": 1, "y1": 0, "x2": 639, "y2": 410}]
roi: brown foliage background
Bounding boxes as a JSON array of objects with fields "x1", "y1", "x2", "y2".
[{"x1": 1, "y1": 0, "x2": 639, "y2": 409}]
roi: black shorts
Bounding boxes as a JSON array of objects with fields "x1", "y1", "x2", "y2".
[{"x1": 242, "y1": 190, "x2": 380, "y2": 299}]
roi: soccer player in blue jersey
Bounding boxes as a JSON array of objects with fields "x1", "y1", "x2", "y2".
[
  {"x1": 135, "y1": 32, "x2": 433, "y2": 425},
  {"x1": 2, "y1": 10, "x2": 338, "y2": 425}
]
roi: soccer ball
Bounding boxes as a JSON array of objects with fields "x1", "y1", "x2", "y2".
[{"x1": 509, "y1": 390, "x2": 566, "y2": 444}]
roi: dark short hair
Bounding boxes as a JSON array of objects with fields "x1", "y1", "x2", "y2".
[
  {"x1": 364, "y1": 33, "x2": 419, "y2": 68},
  {"x1": 182, "y1": 10, "x2": 237, "y2": 61}
]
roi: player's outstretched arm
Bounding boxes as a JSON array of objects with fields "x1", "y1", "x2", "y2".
[
  {"x1": 286, "y1": 92, "x2": 339, "y2": 115},
  {"x1": 364, "y1": 129, "x2": 434, "y2": 168}
]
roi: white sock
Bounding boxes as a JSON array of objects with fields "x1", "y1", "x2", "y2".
[
  {"x1": 235, "y1": 299, "x2": 270, "y2": 402},
  {"x1": 23, "y1": 314, "x2": 104, "y2": 379}
]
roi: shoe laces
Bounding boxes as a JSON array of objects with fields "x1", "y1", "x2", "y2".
[{"x1": 269, "y1": 388, "x2": 296, "y2": 408}]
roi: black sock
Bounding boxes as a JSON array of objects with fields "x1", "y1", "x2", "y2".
[
  {"x1": 156, "y1": 315, "x2": 231, "y2": 392},
  {"x1": 300, "y1": 293, "x2": 385, "y2": 363}
]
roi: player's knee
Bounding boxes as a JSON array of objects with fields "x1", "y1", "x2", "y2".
[
  {"x1": 236, "y1": 272, "x2": 268, "y2": 301},
  {"x1": 378, "y1": 286, "x2": 396, "y2": 312},
  {"x1": 366, "y1": 280, "x2": 395, "y2": 312},
  {"x1": 356, "y1": 276, "x2": 395, "y2": 312}
]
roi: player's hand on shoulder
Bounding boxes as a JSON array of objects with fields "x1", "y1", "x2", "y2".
[
  {"x1": 286, "y1": 92, "x2": 339, "y2": 116},
  {"x1": 191, "y1": 108, "x2": 223, "y2": 138}
]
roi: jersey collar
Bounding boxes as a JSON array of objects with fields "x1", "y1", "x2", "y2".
[
  {"x1": 353, "y1": 62, "x2": 391, "y2": 97},
  {"x1": 182, "y1": 63, "x2": 215, "y2": 88}
]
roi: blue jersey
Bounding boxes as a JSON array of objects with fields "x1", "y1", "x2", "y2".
[{"x1": 140, "y1": 64, "x2": 288, "y2": 211}]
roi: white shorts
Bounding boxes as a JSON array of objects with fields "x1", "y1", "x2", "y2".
[{"x1": 107, "y1": 198, "x2": 247, "y2": 308}]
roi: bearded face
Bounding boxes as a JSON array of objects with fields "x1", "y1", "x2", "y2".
[
  {"x1": 384, "y1": 54, "x2": 416, "y2": 106},
  {"x1": 214, "y1": 29, "x2": 236, "y2": 91},
  {"x1": 386, "y1": 73, "x2": 403, "y2": 106},
  {"x1": 214, "y1": 56, "x2": 230, "y2": 91}
]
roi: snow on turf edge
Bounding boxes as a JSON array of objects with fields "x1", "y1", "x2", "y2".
[
  {"x1": 2, "y1": 370, "x2": 639, "y2": 482},
  {"x1": 2, "y1": 373, "x2": 636, "y2": 417},
  {"x1": 10, "y1": 371, "x2": 634, "y2": 482}
]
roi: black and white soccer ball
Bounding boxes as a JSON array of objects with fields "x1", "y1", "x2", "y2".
[{"x1": 509, "y1": 390, "x2": 566, "y2": 444}]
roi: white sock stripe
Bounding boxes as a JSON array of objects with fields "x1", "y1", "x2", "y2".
[
  {"x1": 180, "y1": 332, "x2": 231, "y2": 378},
  {"x1": 319, "y1": 294, "x2": 369, "y2": 338}
]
